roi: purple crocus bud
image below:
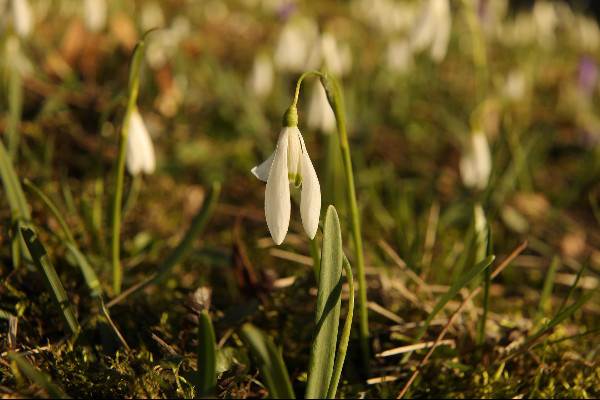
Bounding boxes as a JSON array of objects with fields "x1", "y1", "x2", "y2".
[
  {"x1": 578, "y1": 55, "x2": 598, "y2": 99},
  {"x1": 277, "y1": 2, "x2": 297, "y2": 21}
]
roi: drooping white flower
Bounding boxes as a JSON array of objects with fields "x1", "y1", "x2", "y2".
[
  {"x1": 126, "y1": 108, "x2": 156, "y2": 176},
  {"x1": 252, "y1": 107, "x2": 321, "y2": 244},
  {"x1": 83, "y1": 0, "x2": 107, "y2": 33},
  {"x1": 11, "y1": 0, "x2": 33, "y2": 38},
  {"x1": 459, "y1": 130, "x2": 491, "y2": 190},
  {"x1": 247, "y1": 52, "x2": 274, "y2": 99},
  {"x1": 409, "y1": 0, "x2": 451, "y2": 63},
  {"x1": 274, "y1": 16, "x2": 318, "y2": 73},
  {"x1": 306, "y1": 32, "x2": 352, "y2": 78},
  {"x1": 386, "y1": 37, "x2": 414, "y2": 73},
  {"x1": 307, "y1": 80, "x2": 336, "y2": 134}
]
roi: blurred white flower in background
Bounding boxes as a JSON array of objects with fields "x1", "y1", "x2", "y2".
[
  {"x1": 144, "y1": 15, "x2": 190, "y2": 70},
  {"x1": 11, "y1": 0, "x2": 33, "y2": 38},
  {"x1": 460, "y1": 130, "x2": 492, "y2": 190},
  {"x1": 532, "y1": 1, "x2": 558, "y2": 49},
  {"x1": 351, "y1": 0, "x2": 416, "y2": 35},
  {"x1": 386, "y1": 38, "x2": 414, "y2": 74},
  {"x1": 409, "y1": 0, "x2": 451, "y2": 63},
  {"x1": 307, "y1": 80, "x2": 336, "y2": 134},
  {"x1": 274, "y1": 16, "x2": 318, "y2": 73},
  {"x1": 3, "y1": 35, "x2": 33, "y2": 76},
  {"x1": 307, "y1": 31, "x2": 352, "y2": 77},
  {"x1": 503, "y1": 70, "x2": 526, "y2": 102},
  {"x1": 141, "y1": 1, "x2": 166, "y2": 32},
  {"x1": 247, "y1": 51, "x2": 274, "y2": 99},
  {"x1": 83, "y1": 0, "x2": 106, "y2": 33},
  {"x1": 126, "y1": 108, "x2": 156, "y2": 176},
  {"x1": 569, "y1": 13, "x2": 600, "y2": 53}
]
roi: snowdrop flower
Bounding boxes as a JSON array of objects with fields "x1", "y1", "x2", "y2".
[
  {"x1": 306, "y1": 32, "x2": 352, "y2": 78},
  {"x1": 247, "y1": 52, "x2": 274, "y2": 99},
  {"x1": 503, "y1": 70, "x2": 526, "y2": 102},
  {"x1": 274, "y1": 16, "x2": 318, "y2": 73},
  {"x1": 409, "y1": 0, "x2": 451, "y2": 63},
  {"x1": 11, "y1": 0, "x2": 33, "y2": 38},
  {"x1": 307, "y1": 80, "x2": 336, "y2": 133},
  {"x1": 83, "y1": 0, "x2": 107, "y2": 33},
  {"x1": 126, "y1": 108, "x2": 156, "y2": 176},
  {"x1": 460, "y1": 130, "x2": 491, "y2": 190},
  {"x1": 386, "y1": 37, "x2": 414, "y2": 74},
  {"x1": 251, "y1": 106, "x2": 321, "y2": 245}
]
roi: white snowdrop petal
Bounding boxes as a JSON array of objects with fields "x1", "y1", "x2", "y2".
[
  {"x1": 460, "y1": 130, "x2": 491, "y2": 190},
  {"x1": 251, "y1": 152, "x2": 275, "y2": 182},
  {"x1": 12, "y1": 0, "x2": 33, "y2": 38},
  {"x1": 83, "y1": 0, "x2": 107, "y2": 32},
  {"x1": 126, "y1": 132, "x2": 143, "y2": 176},
  {"x1": 298, "y1": 131, "x2": 321, "y2": 239},
  {"x1": 286, "y1": 127, "x2": 303, "y2": 187},
  {"x1": 472, "y1": 131, "x2": 491, "y2": 189},
  {"x1": 265, "y1": 128, "x2": 291, "y2": 245},
  {"x1": 126, "y1": 109, "x2": 156, "y2": 175}
]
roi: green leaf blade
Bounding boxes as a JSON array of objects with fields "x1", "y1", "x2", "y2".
[
  {"x1": 306, "y1": 205, "x2": 343, "y2": 399},
  {"x1": 239, "y1": 323, "x2": 295, "y2": 399}
]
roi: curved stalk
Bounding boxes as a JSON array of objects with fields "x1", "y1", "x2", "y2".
[
  {"x1": 111, "y1": 30, "x2": 153, "y2": 295},
  {"x1": 319, "y1": 73, "x2": 370, "y2": 370},
  {"x1": 326, "y1": 254, "x2": 355, "y2": 399}
]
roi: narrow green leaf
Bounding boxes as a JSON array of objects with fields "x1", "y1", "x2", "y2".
[
  {"x1": 0, "y1": 138, "x2": 31, "y2": 267},
  {"x1": 523, "y1": 288, "x2": 598, "y2": 352},
  {"x1": 402, "y1": 255, "x2": 495, "y2": 363},
  {"x1": 306, "y1": 206, "x2": 343, "y2": 399},
  {"x1": 23, "y1": 179, "x2": 76, "y2": 245},
  {"x1": 558, "y1": 259, "x2": 589, "y2": 315},
  {"x1": 21, "y1": 179, "x2": 103, "y2": 300},
  {"x1": 196, "y1": 311, "x2": 217, "y2": 398},
  {"x1": 326, "y1": 255, "x2": 354, "y2": 399},
  {"x1": 20, "y1": 226, "x2": 80, "y2": 336},
  {"x1": 9, "y1": 352, "x2": 69, "y2": 399},
  {"x1": 7, "y1": 54, "x2": 23, "y2": 158},
  {"x1": 239, "y1": 323, "x2": 295, "y2": 399},
  {"x1": 535, "y1": 255, "x2": 560, "y2": 324},
  {"x1": 64, "y1": 243, "x2": 103, "y2": 299}
]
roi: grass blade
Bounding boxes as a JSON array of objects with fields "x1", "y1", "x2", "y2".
[
  {"x1": 196, "y1": 310, "x2": 217, "y2": 398},
  {"x1": 306, "y1": 205, "x2": 343, "y2": 399},
  {"x1": 9, "y1": 352, "x2": 69, "y2": 399},
  {"x1": 23, "y1": 178, "x2": 76, "y2": 245},
  {"x1": 402, "y1": 254, "x2": 495, "y2": 363},
  {"x1": 557, "y1": 259, "x2": 589, "y2": 315},
  {"x1": 326, "y1": 254, "x2": 354, "y2": 399},
  {"x1": 22, "y1": 178, "x2": 104, "y2": 300},
  {"x1": 64, "y1": 243, "x2": 103, "y2": 300},
  {"x1": 0, "y1": 137, "x2": 32, "y2": 267},
  {"x1": 20, "y1": 226, "x2": 80, "y2": 336},
  {"x1": 239, "y1": 323, "x2": 295, "y2": 399},
  {"x1": 534, "y1": 255, "x2": 560, "y2": 324}
]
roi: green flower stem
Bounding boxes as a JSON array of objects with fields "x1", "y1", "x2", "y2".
[
  {"x1": 111, "y1": 31, "x2": 152, "y2": 295},
  {"x1": 309, "y1": 236, "x2": 321, "y2": 283},
  {"x1": 326, "y1": 254, "x2": 354, "y2": 399},
  {"x1": 23, "y1": 179, "x2": 76, "y2": 245},
  {"x1": 292, "y1": 71, "x2": 369, "y2": 368},
  {"x1": 319, "y1": 73, "x2": 370, "y2": 370}
]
